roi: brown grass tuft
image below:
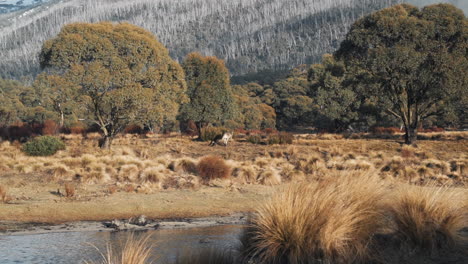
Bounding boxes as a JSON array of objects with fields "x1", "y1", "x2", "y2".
[
  {"x1": 197, "y1": 156, "x2": 232, "y2": 184},
  {"x1": 242, "y1": 173, "x2": 387, "y2": 264},
  {"x1": 85, "y1": 233, "x2": 153, "y2": 264},
  {"x1": 389, "y1": 184, "x2": 468, "y2": 252},
  {"x1": 64, "y1": 183, "x2": 75, "y2": 198}
]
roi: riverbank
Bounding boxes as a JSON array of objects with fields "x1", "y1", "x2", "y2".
[{"x1": 0, "y1": 213, "x2": 248, "y2": 235}]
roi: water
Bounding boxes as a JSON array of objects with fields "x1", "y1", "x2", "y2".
[{"x1": 0, "y1": 225, "x2": 244, "y2": 264}]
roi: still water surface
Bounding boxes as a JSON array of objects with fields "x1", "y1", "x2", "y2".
[{"x1": 0, "y1": 225, "x2": 243, "y2": 264}]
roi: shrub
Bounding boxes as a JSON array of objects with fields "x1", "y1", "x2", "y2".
[
  {"x1": 69, "y1": 122, "x2": 87, "y2": 134},
  {"x1": 42, "y1": 119, "x2": 59, "y2": 135},
  {"x1": 200, "y1": 126, "x2": 226, "y2": 142},
  {"x1": 267, "y1": 132, "x2": 293, "y2": 145},
  {"x1": 247, "y1": 134, "x2": 262, "y2": 144},
  {"x1": 197, "y1": 156, "x2": 232, "y2": 184},
  {"x1": 124, "y1": 124, "x2": 144, "y2": 134},
  {"x1": 22, "y1": 136, "x2": 66, "y2": 156},
  {"x1": 389, "y1": 184, "x2": 468, "y2": 252},
  {"x1": 241, "y1": 173, "x2": 387, "y2": 264}
]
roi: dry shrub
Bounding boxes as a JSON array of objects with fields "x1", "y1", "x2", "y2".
[
  {"x1": 118, "y1": 165, "x2": 140, "y2": 182},
  {"x1": 169, "y1": 158, "x2": 198, "y2": 174},
  {"x1": 242, "y1": 173, "x2": 387, "y2": 264},
  {"x1": 0, "y1": 185, "x2": 8, "y2": 203},
  {"x1": 85, "y1": 233, "x2": 152, "y2": 264},
  {"x1": 389, "y1": 184, "x2": 468, "y2": 252},
  {"x1": 123, "y1": 184, "x2": 136, "y2": 193},
  {"x1": 232, "y1": 165, "x2": 258, "y2": 184},
  {"x1": 64, "y1": 183, "x2": 75, "y2": 197},
  {"x1": 258, "y1": 169, "x2": 282, "y2": 185},
  {"x1": 197, "y1": 156, "x2": 232, "y2": 184},
  {"x1": 107, "y1": 185, "x2": 118, "y2": 194},
  {"x1": 42, "y1": 119, "x2": 59, "y2": 135},
  {"x1": 140, "y1": 167, "x2": 166, "y2": 185},
  {"x1": 174, "y1": 248, "x2": 236, "y2": 264}
]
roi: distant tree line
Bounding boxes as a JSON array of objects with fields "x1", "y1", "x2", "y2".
[
  {"x1": 0, "y1": 3, "x2": 466, "y2": 146},
  {"x1": 0, "y1": 0, "x2": 401, "y2": 82}
]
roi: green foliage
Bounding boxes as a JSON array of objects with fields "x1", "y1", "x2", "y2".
[
  {"x1": 336, "y1": 3, "x2": 468, "y2": 143},
  {"x1": 272, "y1": 65, "x2": 314, "y2": 129},
  {"x1": 22, "y1": 136, "x2": 65, "y2": 156},
  {"x1": 229, "y1": 83, "x2": 276, "y2": 130},
  {"x1": 180, "y1": 53, "x2": 235, "y2": 135},
  {"x1": 39, "y1": 22, "x2": 187, "y2": 147},
  {"x1": 308, "y1": 54, "x2": 361, "y2": 131}
]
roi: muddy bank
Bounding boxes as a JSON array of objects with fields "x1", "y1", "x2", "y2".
[{"x1": 0, "y1": 213, "x2": 248, "y2": 235}]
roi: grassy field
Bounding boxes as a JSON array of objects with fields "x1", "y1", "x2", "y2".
[
  {"x1": 0, "y1": 132, "x2": 466, "y2": 225},
  {"x1": 1, "y1": 132, "x2": 467, "y2": 263}
]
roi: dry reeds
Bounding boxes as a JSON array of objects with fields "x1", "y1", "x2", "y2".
[
  {"x1": 242, "y1": 173, "x2": 388, "y2": 264},
  {"x1": 197, "y1": 156, "x2": 232, "y2": 184},
  {"x1": 85, "y1": 233, "x2": 153, "y2": 264},
  {"x1": 389, "y1": 184, "x2": 468, "y2": 252}
]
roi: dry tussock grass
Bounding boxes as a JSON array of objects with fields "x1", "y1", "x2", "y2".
[
  {"x1": 85, "y1": 234, "x2": 153, "y2": 264},
  {"x1": 197, "y1": 156, "x2": 232, "y2": 184},
  {"x1": 389, "y1": 184, "x2": 468, "y2": 253},
  {"x1": 242, "y1": 173, "x2": 388, "y2": 264}
]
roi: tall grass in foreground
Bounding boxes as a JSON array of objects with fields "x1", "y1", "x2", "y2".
[
  {"x1": 389, "y1": 184, "x2": 468, "y2": 252},
  {"x1": 85, "y1": 234, "x2": 153, "y2": 264},
  {"x1": 241, "y1": 173, "x2": 388, "y2": 264}
]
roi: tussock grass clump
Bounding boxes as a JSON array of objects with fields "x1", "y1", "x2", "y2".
[
  {"x1": 118, "y1": 164, "x2": 140, "y2": 182},
  {"x1": 197, "y1": 156, "x2": 232, "y2": 184},
  {"x1": 22, "y1": 136, "x2": 65, "y2": 156},
  {"x1": 257, "y1": 169, "x2": 282, "y2": 185},
  {"x1": 85, "y1": 233, "x2": 152, "y2": 264},
  {"x1": 389, "y1": 184, "x2": 468, "y2": 252},
  {"x1": 242, "y1": 174, "x2": 387, "y2": 264},
  {"x1": 169, "y1": 158, "x2": 198, "y2": 174},
  {"x1": 140, "y1": 166, "x2": 166, "y2": 186}
]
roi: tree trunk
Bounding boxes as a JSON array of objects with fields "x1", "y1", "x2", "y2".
[
  {"x1": 196, "y1": 121, "x2": 204, "y2": 140},
  {"x1": 60, "y1": 110, "x2": 64, "y2": 128},
  {"x1": 404, "y1": 125, "x2": 417, "y2": 145},
  {"x1": 99, "y1": 135, "x2": 113, "y2": 149}
]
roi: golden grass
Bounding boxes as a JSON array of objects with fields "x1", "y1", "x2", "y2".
[
  {"x1": 85, "y1": 233, "x2": 153, "y2": 264},
  {"x1": 389, "y1": 184, "x2": 468, "y2": 252},
  {"x1": 242, "y1": 173, "x2": 388, "y2": 264}
]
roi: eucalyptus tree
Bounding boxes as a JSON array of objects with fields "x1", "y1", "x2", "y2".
[
  {"x1": 180, "y1": 53, "x2": 235, "y2": 137},
  {"x1": 336, "y1": 3, "x2": 467, "y2": 144},
  {"x1": 39, "y1": 22, "x2": 187, "y2": 148}
]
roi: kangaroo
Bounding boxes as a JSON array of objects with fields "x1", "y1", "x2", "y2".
[{"x1": 209, "y1": 132, "x2": 233, "y2": 147}]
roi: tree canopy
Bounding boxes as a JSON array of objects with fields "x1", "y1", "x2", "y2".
[
  {"x1": 180, "y1": 53, "x2": 235, "y2": 135},
  {"x1": 336, "y1": 3, "x2": 468, "y2": 143},
  {"x1": 39, "y1": 22, "x2": 188, "y2": 147}
]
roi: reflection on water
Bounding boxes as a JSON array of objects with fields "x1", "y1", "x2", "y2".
[{"x1": 0, "y1": 225, "x2": 243, "y2": 264}]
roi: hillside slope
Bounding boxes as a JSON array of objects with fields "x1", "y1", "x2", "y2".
[{"x1": 0, "y1": 0, "x2": 401, "y2": 80}]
